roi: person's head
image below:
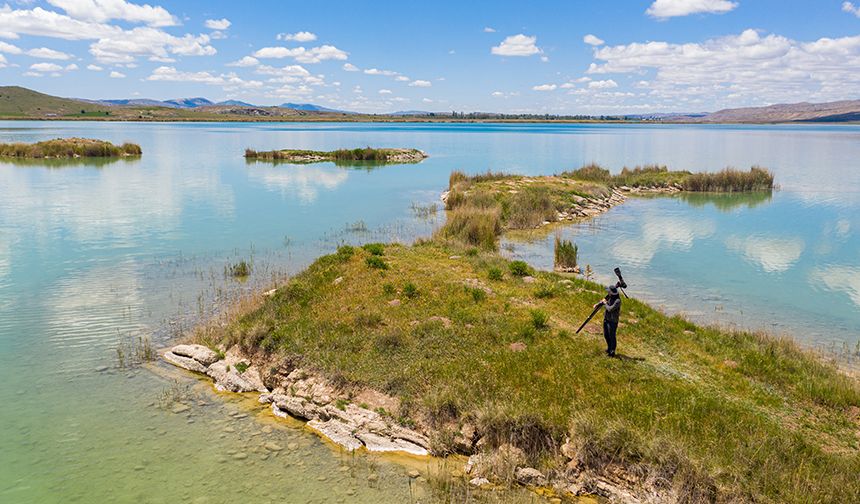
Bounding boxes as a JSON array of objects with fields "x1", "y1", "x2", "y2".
[{"x1": 606, "y1": 284, "x2": 619, "y2": 297}]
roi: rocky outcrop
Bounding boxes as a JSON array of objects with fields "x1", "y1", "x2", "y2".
[
  {"x1": 261, "y1": 368, "x2": 430, "y2": 456},
  {"x1": 162, "y1": 345, "x2": 430, "y2": 457}
]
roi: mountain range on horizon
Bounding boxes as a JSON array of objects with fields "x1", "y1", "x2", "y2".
[{"x1": 1, "y1": 86, "x2": 859, "y2": 123}]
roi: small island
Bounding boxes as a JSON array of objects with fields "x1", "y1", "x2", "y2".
[
  {"x1": 244, "y1": 147, "x2": 428, "y2": 164},
  {"x1": 0, "y1": 137, "x2": 142, "y2": 159},
  {"x1": 160, "y1": 166, "x2": 859, "y2": 503}
]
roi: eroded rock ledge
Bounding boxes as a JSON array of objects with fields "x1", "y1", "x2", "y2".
[{"x1": 161, "y1": 344, "x2": 430, "y2": 457}]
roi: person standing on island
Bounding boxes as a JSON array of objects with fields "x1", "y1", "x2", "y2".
[{"x1": 593, "y1": 284, "x2": 621, "y2": 357}]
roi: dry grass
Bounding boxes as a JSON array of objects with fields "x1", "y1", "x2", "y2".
[{"x1": 0, "y1": 137, "x2": 142, "y2": 158}]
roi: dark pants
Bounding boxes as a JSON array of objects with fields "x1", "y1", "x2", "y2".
[{"x1": 603, "y1": 319, "x2": 618, "y2": 355}]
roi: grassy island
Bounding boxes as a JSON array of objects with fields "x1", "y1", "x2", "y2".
[
  {"x1": 0, "y1": 137, "x2": 142, "y2": 158},
  {"x1": 440, "y1": 166, "x2": 775, "y2": 250},
  {"x1": 244, "y1": 147, "x2": 428, "y2": 164},
  {"x1": 207, "y1": 240, "x2": 859, "y2": 503}
]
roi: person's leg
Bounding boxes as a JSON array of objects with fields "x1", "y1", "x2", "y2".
[
  {"x1": 607, "y1": 321, "x2": 617, "y2": 356},
  {"x1": 603, "y1": 319, "x2": 611, "y2": 355}
]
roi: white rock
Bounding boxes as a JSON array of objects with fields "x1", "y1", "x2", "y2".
[
  {"x1": 356, "y1": 431, "x2": 429, "y2": 456},
  {"x1": 162, "y1": 351, "x2": 208, "y2": 373},
  {"x1": 515, "y1": 467, "x2": 547, "y2": 486},
  {"x1": 171, "y1": 344, "x2": 219, "y2": 366},
  {"x1": 206, "y1": 361, "x2": 257, "y2": 393},
  {"x1": 307, "y1": 419, "x2": 363, "y2": 451}
]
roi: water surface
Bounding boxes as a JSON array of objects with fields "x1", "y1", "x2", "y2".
[{"x1": 1, "y1": 121, "x2": 858, "y2": 502}]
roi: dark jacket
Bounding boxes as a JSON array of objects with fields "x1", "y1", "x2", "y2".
[{"x1": 603, "y1": 295, "x2": 621, "y2": 324}]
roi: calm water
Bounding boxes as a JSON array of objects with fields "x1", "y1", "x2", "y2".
[{"x1": 1, "y1": 121, "x2": 859, "y2": 503}]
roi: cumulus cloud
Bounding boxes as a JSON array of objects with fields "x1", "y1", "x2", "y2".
[
  {"x1": 532, "y1": 83, "x2": 557, "y2": 91},
  {"x1": 844, "y1": 1, "x2": 860, "y2": 17},
  {"x1": 146, "y1": 65, "x2": 263, "y2": 90},
  {"x1": 253, "y1": 44, "x2": 347, "y2": 63},
  {"x1": 0, "y1": 4, "x2": 217, "y2": 64},
  {"x1": 0, "y1": 42, "x2": 22, "y2": 54},
  {"x1": 364, "y1": 68, "x2": 397, "y2": 76},
  {"x1": 227, "y1": 55, "x2": 259, "y2": 67},
  {"x1": 586, "y1": 28, "x2": 860, "y2": 105},
  {"x1": 408, "y1": 79, "x2": 431, "y2": 87},
  {"x1": 87, "y1": 63, "x2": 102, "y2": 70},
  {"x1": 588, "y1": 79, "x2": 618, "y2": 89},
  {"x1": 46, "y1": 0, "x2": 178, "y2": 27},
  {"x1": 277, "y1": 31, "x2": 317, "y2": 42},
  {"x1": 491, "y1": 34, "x2": 541, "y2": 57},
  {"x1": 109, "y1": 70, "x2": 125, "y2": 78},
  {"x1": 342, "y1": 62, "x2": 359, "y2": 71},
  {"x1": 378, "y1": 88, "x2": 392, "y2": 94},
  {"x1": 29, "y1": 62, "x2": 63, "y2": 72},
  {"x1": 483, "y1": 27, "x2": 496, "y2": 33},
  {"x1": 583, "y1": 34, "x2": 604, "y2": 46},
  {"x1": 26, "y1": 47, "x2": 73, "y2": 59},
  {"x1": 646, "y1": 0, "x2": 738, "y2": 19},
  {"x1": 204, "y1": 18, "x2": 230, "y2": 30}
]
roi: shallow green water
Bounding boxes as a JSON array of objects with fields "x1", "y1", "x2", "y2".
[{"x1": 1, "y1": 121, "x2": 858, "y2": 502}]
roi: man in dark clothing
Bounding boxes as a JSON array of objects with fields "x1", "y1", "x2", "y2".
[{"x1": 594, "y1": 284, "x2": 621, "y2": 356}]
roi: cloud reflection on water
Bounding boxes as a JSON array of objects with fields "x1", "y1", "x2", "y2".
[
  {"x1": 246, "y1": 164, "x2": 349, "y2": 203},
  {"x1": 725, "y1": 235, "x2": 805, "y2": 273},
  {"x1": 612, "y1": 215, "x2": 716, "y2": 266}
]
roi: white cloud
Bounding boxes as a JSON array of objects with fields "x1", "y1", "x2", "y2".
[
  {"x1": 109, "y1": 70, "x2": 125, "y2": 78},
  {"x1": 395, "y1": 75, "x2": 410, "y2": 81},
  {"x1": 588, "y1": 79, "x2": 618, "y2": 89},
  {"x1": 491, "y1": 34, "x2": 541, "y2": 57},
  {"x1": 532, "y1": 83, "x2": 557, "y2": 91},
  {"x1": 844, "y1": 2, "x2": 860, "y2": 17},
  {"x1": 64, "y1": 63, "x2": 77, "y2": 70},
  {"x1": 146, "y1": 66, "x2": 262, "y2": 91},
  {"x1": 586, "y1": 28, "x2": 860, "y2": 105},
  {"x1": 646, "y1": 0, "x2": 738, "y2": 19},
  {"x1": 483, "y1": 27, "x2": 496, "y2": 33},
  {"x1": 583, "y1": 34, "x2": 604, "y2": 46},
  {"x1": 409, "y1": 79, "x2": 431, "y2": 87},
  {"x1": 422, "y1": 98, "x2": 433, "y2": 103},
  {"x1": 378, "y1": 89, "x2": 392, "y2": 94},
  {"x1": 0, "y1": 41, "x2": 22, "y2": 54},
  {"x1": 87, "y1": 63, "x2": 102, "y2": 70},
  {"x1": 277, "y1": 31, "x2": 317, "y2": 42},
  {"x1": 26, "y1": 47, "x2": 73, "y2": 59},
  {"x1": 46, "y1": 0, "x2": 178, "y2": 27},
  {"x1": 491, "y1": 91, "x2": 504, "y2": 97},
  {"x1": 204, "y1": 18, "x2": 230, "y2": 30},
  {"x1": 342, "y1": 62, "x2": 359, "y2": 71},
  {"x1": 364, "y1": 68, "x2": 398, "y2": 76},
  {"x1": 227, "y1": 55, "x2": 259, "y2": 67},
  {"x1": 30, "y1": 62, "x2": 63, "y2": 72},
  {"x1": 253, "y1": 44, "x2": 347, "y2": 63}
]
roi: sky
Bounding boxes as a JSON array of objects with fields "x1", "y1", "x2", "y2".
[{"x1": 0, "y1": 0, "x2": 859, "y2": 114}]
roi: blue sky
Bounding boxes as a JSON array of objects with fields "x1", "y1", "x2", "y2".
[{"x1": 1, "y1": 0, "x2": 859, "y2": 113}]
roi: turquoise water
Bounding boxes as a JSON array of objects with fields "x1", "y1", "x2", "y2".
[{"x1": 1, "y1": 121, "x2": 858, "y2": 502}]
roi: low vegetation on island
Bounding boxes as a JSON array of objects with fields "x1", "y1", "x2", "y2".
[
  {"x1": 0, "y1": 137, "x2": 142, "y2": 159},
  {"x1": 244, "y1": 147, "x2": 428, "y2": 164},
  {"x1": 197, "y1": 240, "x2": 859, "y2": 503},
  {"x1": 439, "y1": 165, "x2": 775, "y2": 250}
]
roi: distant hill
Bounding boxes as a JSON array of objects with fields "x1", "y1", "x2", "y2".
[
  {"x1": 0, "y1": 86, "x2": 110, "y2": 117},
  {"x1": 389, "y1": 110, "x2": 436, "y2": 116},
  {"x1": 216, "y1": 100, "x2": 256, "y2": 107},
  {"x1": 164, "y1": 97, "x2": 213, "y2": 108},
  {"x1": 280, "y1": 102, "x2": 352, "y2": 113},
  {"x1": 684, "y1": 100, "x2": 860, "y2": 123},
  {"x1": 97, "y1": 98, "x2": 178, "y2": 108}
]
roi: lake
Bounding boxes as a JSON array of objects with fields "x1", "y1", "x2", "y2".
[{"x1": 1, "y1": 121, "x2": 858, "y2": 503}]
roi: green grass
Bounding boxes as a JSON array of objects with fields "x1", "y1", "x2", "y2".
[
  {"x1": 0, "y1": 137, "x2": 142, "y2": 158},
  {"x1": 214, "y1": 241, "x2": 860, "y2": 503},
  {"x1": 562, "y1": 163, "x2": 774, "y2": 192},
  {"x1": 553, "y1": 236, "x2": 578, "y2": 271}
]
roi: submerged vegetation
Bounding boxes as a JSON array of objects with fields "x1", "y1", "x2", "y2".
[
  {"x1": 244, "y1": 147, "x2": 427, "y2": 164},
  {"x1": 226, "y1": 260, "x2": 252, "y2": 278},
  {"x1": 562, "y1": 163, "x2": 775, "y2": 192},
  {"x1": 210, "y1": 241, "x2": 860, "y2": 503},
  {"x1": 0, "y1": 137, "x2": 142, "y2": 158}
]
